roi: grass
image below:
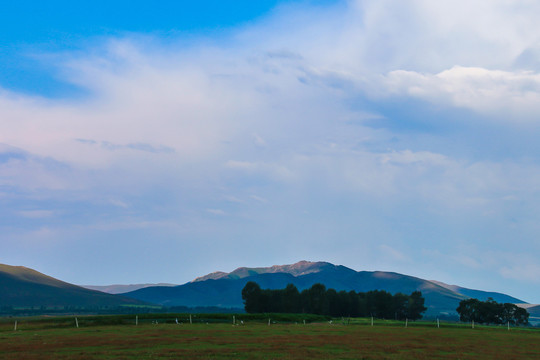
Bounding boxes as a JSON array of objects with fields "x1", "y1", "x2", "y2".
[{"x1": 1, "y1": 315, "x2": 539, "y2": 359}]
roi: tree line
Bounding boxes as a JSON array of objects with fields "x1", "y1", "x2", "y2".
[
  {"x1": 456, "y1": 298, "x2": 529, "y2": 325},
  {"x1": 241, "y1": 282, "x2": 427, "y2": 320}
]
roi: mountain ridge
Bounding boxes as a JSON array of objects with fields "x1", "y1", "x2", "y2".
[
  {"x1": 122, "y1": 261, "x2": 526, "y2": 317},
  {"x1": 1, "y1": 261, "x2": 526, "y2": 318}
]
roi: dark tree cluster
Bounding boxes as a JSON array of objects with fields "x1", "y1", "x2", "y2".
[
  {"x1": 456, "y1": 298, "x2": 529, "y2": 325},
  {"x1": 241, "y1": 282, "x2": 427, "y2": 320}
]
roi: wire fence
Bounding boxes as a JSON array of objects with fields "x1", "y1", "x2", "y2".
[{"x1": 1, "y1": 313, "x2": 538, "y2": 332}]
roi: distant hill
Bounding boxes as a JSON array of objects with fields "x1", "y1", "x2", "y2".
[
  {"x1": 0, "y1": 264, "x2": 146, "y2": 308},
  {"x1": 121, "y1": 261, "x2": 527, "y2": 317},
  {"x1": 82, "y1": 283, "x2": 177, "y2": 294},
  {"x1": 517, "y1": 304, "x2": 540, "y2": 326},
  {"x1": 430, "y1": 280, "x2": 524, "y2": 304}
]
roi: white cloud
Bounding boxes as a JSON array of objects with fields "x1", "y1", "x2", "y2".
[
  {"x1": 0, "y1": 1, "x2": 538, "y2": 216},
  {"x1": 380, "y1": 150, "x2": 448, "y2": 166},
  {"x1": 1, "y1": 0, "x2": 539, "y2": 183},
  {"x1": 375, "y1": 66, "x2": 540, "y2": 119}
]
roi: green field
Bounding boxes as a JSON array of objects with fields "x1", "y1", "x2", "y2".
[{"x1": 1, "y1": 315, "x2": 539, "y2": 359}]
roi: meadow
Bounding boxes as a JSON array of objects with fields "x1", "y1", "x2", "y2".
[{"x1": 1, "y1": 315, "x2": 539, "y2": 359}]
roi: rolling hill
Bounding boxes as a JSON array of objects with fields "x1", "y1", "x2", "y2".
[
  {"x1": 0, "y1": 264, "x2": 147, "y2": 309},
  {"x1": 429, "y1": 280, "x2": 524, "y2": 304},
  {"x1": 122, "y1": 261, "x2": 526, "y2": 317}
]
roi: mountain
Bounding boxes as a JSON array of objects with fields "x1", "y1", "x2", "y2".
[
  {"x1": 122, "y1": 261, "x2": 526, "y2": 317},
  {"x1": 430, "y1": 280, "x2": 524, "y2": 304},
  {"x1": 82, "y1": 283, "x2": 177, "y2": 294},
  {"x1": 0, "y1": 264, "x2": 146, "y2": 308}
]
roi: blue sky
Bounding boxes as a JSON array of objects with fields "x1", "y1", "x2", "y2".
[{"x1": 3, "y1": 0, "x2": 540, "y2": 303}]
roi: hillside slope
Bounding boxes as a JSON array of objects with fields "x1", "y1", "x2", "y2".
[
  {"x1": 430, "y1": 280, "x2": 524, "y2": 304},
  {"x1": 0, "y1": 264, "x2": 145, "y2": 308}
]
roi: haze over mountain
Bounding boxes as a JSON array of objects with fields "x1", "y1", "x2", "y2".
[
  {"x1": 82, "y1": 283, "x2": 177, "y2": 295},
  {"x1": 122, "y1": 261, "x2": 525, "y2": 317},
  {"x1": 0, "y1": 264, "x2": 145, "y2": 308}
]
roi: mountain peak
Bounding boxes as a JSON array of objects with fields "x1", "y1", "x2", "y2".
[
  {"x1": 192, "y1": 260, "x2": 333, "y2": 282},
  {"x1": 264, "y1": 260, "x2": 335, "y2": 276},
  {"x1": 192, "y1": 271, "x2": 229, "y2": 283}
]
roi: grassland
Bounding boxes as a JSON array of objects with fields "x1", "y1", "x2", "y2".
[{"x1": 1, "y1": 315, "x2": 539, "y2": 359}]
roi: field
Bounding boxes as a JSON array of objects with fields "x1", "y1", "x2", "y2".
[{"x1": 1, "y1": 315, "x2": 540, "y2": 359}]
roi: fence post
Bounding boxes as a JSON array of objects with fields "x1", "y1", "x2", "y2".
[{"x1": 14, "y1": 321, "x2": 17, "y2": 331}]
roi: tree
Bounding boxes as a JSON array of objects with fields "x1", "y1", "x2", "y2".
[
  {"x1": 337, "y1": 290, "x2": 354, "y2": 317},
  {"x1": 326, "y1": 288, "x2": 340, "y2": 317},
  {"x1": 241, "y1": 281, "x2": 262, "y2": 313},
  {"x1": 478, "y1": 298, "x2": 502, "y2": 324},
  {"x1": 393, "y1": 293, "x2": 409, "y2": 320},
  {"x1": 355, "y1": 291, "x2": 367, "y2": 317},
  {"x1": 407, "y1": 291, "x2": 427, "y2": 320},
  {"x1": 513, "y1": 306, "x2": 529, "y2": 326},
  {"x1": 456, "y1": 298, "x2": 480, "y2": 322},
  {"x1": 241, "y1": 281, "x2": 427, "y2": 319},
  {"x1": 456, "y1": 298, "x2": 529, "y2": 326},
  {"x1": 282, "y1": 284, "x2": 301, "y2": 313},
  {"x1": 367, "y1": 290, "x2": 394, "y2": 319},
  {"x1": 302, "y1": 283, "x2": 328, "y2": 315}
]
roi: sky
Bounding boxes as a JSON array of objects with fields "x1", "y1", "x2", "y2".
[{"x1": 2, "y1": 0, "x2": 540, "y2": 303}]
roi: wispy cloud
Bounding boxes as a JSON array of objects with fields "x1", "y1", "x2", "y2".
[
  {"x1": 76, "y1": 139, "x2": 175, "y2": 154},
  {"x1": 250, "y1": 195, "x2": 267, "y2": 203}
]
